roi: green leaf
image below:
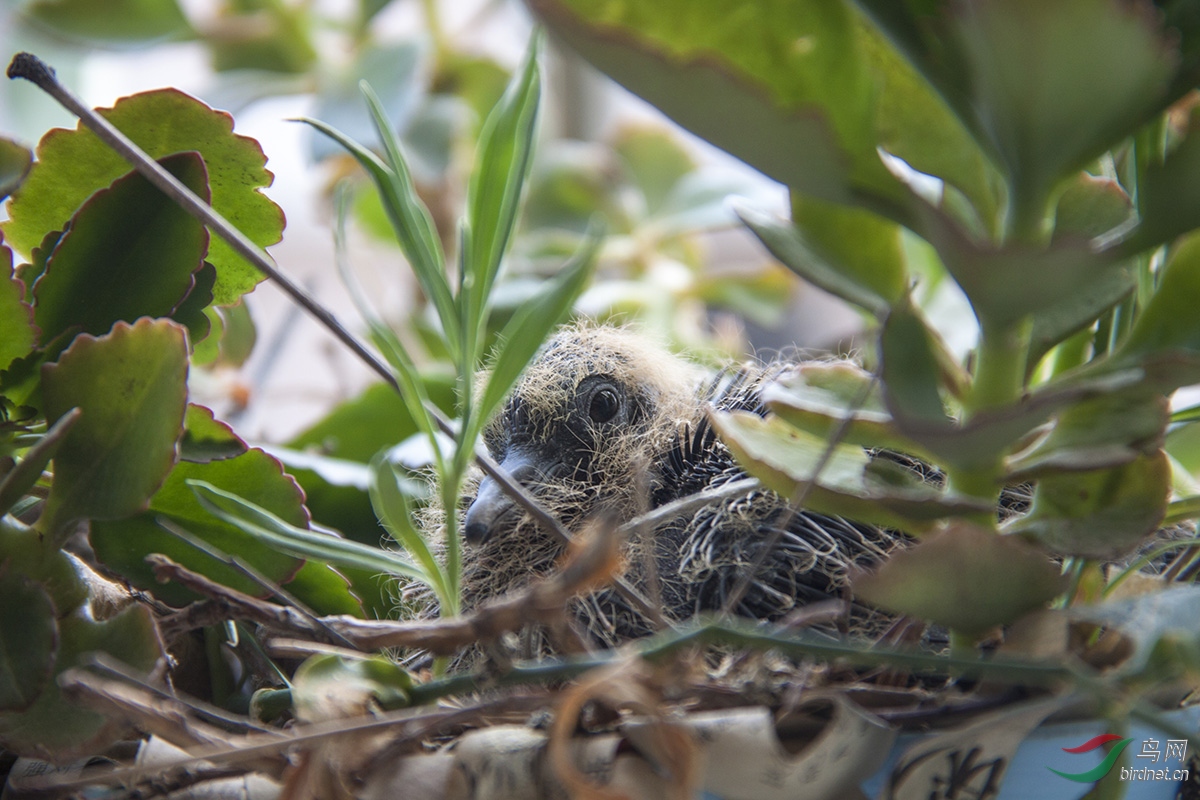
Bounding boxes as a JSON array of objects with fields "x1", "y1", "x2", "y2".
[
  {"x1": 3, "y1": 89, "x2": 283, "y2": 305},
  {"x1": 208, "y1": 3, "x2": 316, "y2": 74},
  {"x1": 861, "y1": 21, "x2": 1004, "y2": 232},
  {"x1": 792, "y1": 193, "x2": 909, "y2": 310},
  {"x1": 0, "y1": 520, "x2": 89, "y2": 620},
  {"x1": 310, "y1": 42, "x2": 425, "y2": 163},
  {"x1": 1053, "y1": 172, "x2": 1133, "y2": 241},
  {"x1": 1008, "y1": 452, "x2": 1170, "y2": 559},
  {"x1": 90, "y1": 450, "x2": 309, "y2": 606},
  {"x1": 851, "y1": 522, "x2": 1066, "y2": 635},
  {"x1": 369, "y1": 453, "x2": 444, "y2": 603},
  {"x1": 761, "y1": 362, "x2": 926, "y2": 457},
  {"x1": 188, "y1": 481, "x2": 427, "y2": 582},
  {"x1": 476, "y1": 226, "x2": 600, "y2": 426},
  {"x1": 1025, "y1": 261, "x2": 1135, "y2": 374},
  {"x1": 0, "y1": 244, "x2": 36, "y2": 373},
  {"x1": 180, "y1": 404, "x2": 247, "y2": 464},
  {"x1": 282, "y1": 561, "x2": 364, "y2": 618},
  {"x1": 735, "y1": 202, "x2": 891, "y2": 316},
  {"x1": 40, "y1": 319, "x2": 188, "y2": 539},
  {"x1": 614, "y1": 127, "x2": 695, "y2": 216},
  {"x1": 0, "y1": 137, "x2": 32, "y2": 203},
  {"x1": 462, "y1": 33, "x2": 543, "y2": 354},
  {"x1": 858, "y1": 0, "x2": 1180, "y2": 213},
  {"x1": 24, "y1": 0, "x2": 189, "y2": 42},
  {"x1": 292, "y1": 654, "x2": 411, "y2": 722},
  {"x1": 1006, "y1": 393, "x2": 1169, "y2": 481},
  {"x1": 919, "y1": 204, "x2": 1129, "y2": 330},
  {"x1": 1110, "y1": 233, "x2": 1200, "y2": 381},
  {"x1": 528, "y1": 0, "x2": 908, "y2": 215},
  {"x1": 301, "y1": 110, "x2": 456, "y2": 356},
  {"x1": 23, "y1": 0, "x2": 191, "y2": 43},
  {"x1": 880, "y1": 304, "x2": 952, "y2": 428},
  {"x1": 0, "y1": 603, "x2": 163, "y2": 761},
  {"x1": 170, "y1": 262, "x2": 217, "y2": 348},
  {"x1": 1120, "y1": 110, "x2": 1200, "y2": 254},
  {"x1": 710, "y1": 411, "x2": 989, "y2": 534},
  {"x1": 0, "y1": 573, "x2": 57, "y2": 713},
  {"x1": 31, "y1": 152, "x2": 209, "y2": 349},
  {"x1": 288, "y1": 377, "x2": 456, "y2": 463},
  {"x1": 0, "y1": 408, "x2": 79, "y2": 518}
]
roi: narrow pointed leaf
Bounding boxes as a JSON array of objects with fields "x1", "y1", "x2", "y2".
[
  {"x1": 476, "y1": 226, "x2": 600, "y2": 425},
  {"x1": 359, "y1": 84, "x2": 455, "y2": 336},
  {"x1": 463, "y1": 34, "x2": 542, "y2": 323},
  {"x1": 189, "y1": 481, "x2": 427, "y2": 582}
]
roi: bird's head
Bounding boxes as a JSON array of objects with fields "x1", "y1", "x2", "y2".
[{"x1": 464, "y1": 325, "x2": 700, "y2": 545}]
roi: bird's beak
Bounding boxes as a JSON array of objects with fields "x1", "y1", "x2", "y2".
[{"x1": 463, "y1": 448, "x2": 541, "y2": 545}]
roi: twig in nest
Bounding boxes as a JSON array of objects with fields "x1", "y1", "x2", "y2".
[
  {"x1": 57, "y1": 669, "x2": 287, "y2": 776},
  {"x1": 154, "y1": 516, "x2": 624, "y2": 655},
  {"x1": 548, "y1": 658, "x2": 699, "y2": 800}
]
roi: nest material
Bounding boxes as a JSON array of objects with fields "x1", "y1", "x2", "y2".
[{"x1": 411, "y1": 325, "x2": 901, "y2": 660}]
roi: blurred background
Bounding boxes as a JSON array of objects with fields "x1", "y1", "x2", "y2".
[{"x1": 0, "y1": 0, "x2": 872, "y2": 445}]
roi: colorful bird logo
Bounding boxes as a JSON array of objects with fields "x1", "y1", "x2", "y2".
[{"x1": 1048, "y1": 734, "x2": 1134, "y2": 782}]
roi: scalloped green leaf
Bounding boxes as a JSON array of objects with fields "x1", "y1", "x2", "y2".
[
  {"x1": 1006, "y1": 393, "x2": 1168, "y2": 481},
  {"x1": 0, "y1": 245, "x2": 36, "y2": 373},
  {"x1": 90, "y1": 448, "x2": 309, "y2": 607},
  {"x1": 0, "y1": 409, "x2": 79, "y2": 518},
  {"x1": 918, "y1": 203, "x2": 1132, "y2": 330},
  {"x1": 171, "y1": 261, "x2": 217, "y2": 347},
  {"x1": 761, "y1": 362, "x2": 926, "y2": 456},
  {"x1": 0, "y1": 602, "x2": 163, "y2": 761},
  {"x1": 23, "y1": 0, "x2": 190, "y2": 43},
  {"x1": 32, "y1": 152, "x2": 209, "y2": 349},
  {"x1": 527, "y1": 0, "x2": 908, "y2": 214},
  {"x1": 180, "y1": 404, "x2": 246, "y2": 464},
  {"x1": 0, "y1": 573, "x2": 57, "y2": 713},
  {"x1": 40, "y1": 319, "x2": 188, "y2": 539},
  {"x1": 851, "y1": 522, "x2": 1066, "y2": 635},
  {"x1": 283, "y1": 561, "x2": 364, "y2": 618},
  {"x1": 0, "y1": 137, "x2": 32, "y2": 203},
  {"x1": 710, "y1": 410, "x2": 989, "y2": 535},
  {"x1": 1008, "y1": 452, "x2": 1170, "y2": 559},
  {"x1": 3, "y1": 89, "x2": 283, "y2": 305}
]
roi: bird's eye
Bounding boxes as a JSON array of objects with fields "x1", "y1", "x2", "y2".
[{"x1": 588, "y1": 387, "x2": 621, "y2": 424}]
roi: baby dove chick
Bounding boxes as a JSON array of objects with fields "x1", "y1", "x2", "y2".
[{"x1": 453, "y1": 324, "x2": 898, "y2": 651}]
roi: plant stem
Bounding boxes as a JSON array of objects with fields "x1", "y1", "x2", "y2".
[{"x1": 946, "y1": 318, "x2": 1032, "y2": 505}]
